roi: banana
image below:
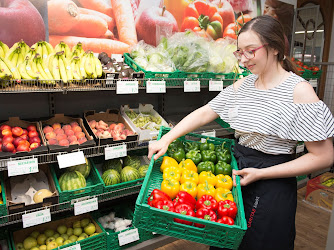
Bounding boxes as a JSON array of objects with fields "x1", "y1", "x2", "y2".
[
  {"x1": 35, "y1": 43, "x2": 43, "y2": 57},
  {"x1": 18, "y1": 60, "x2": 32, "y2": 80},
  {"x1": 1, "y1": 57, "x2": 20, "y2": 80},
  {"x1": 41, "y1": 43, "x2": 49, "y2": 61},
  {"x1": 0, "y1": 58, "x2": 12, "y2": 79},
  {"x1": 79, "y1": 54, "x2": 87, "y2": 79},
  {"x1": 71, "y1": 49, "x2": 80, "y2": 60},
  {"x1": 30, "y1": 57, "x2": 40, "y2": 79},
  {"x1": 52, "y1": 56, "x2": 60, "y2": 80},
  {"x1": 89, "y1": 53, "x2": 97, "y2": 79},
  {"x1": 64, "y1": 45, "x2": 71, "y2": 59},
  {"x1": 44, "y1": 41, "x2": 54, "y2": 55},
  {"x1": 25, "y1": 59, "x2": 39, "y2": 79},
  {"x1": 41, "y1": 59, "x2": 54, "y2": 81},
  {"x1": 0, "y1": 41, "x2": 9, "y2": 55},
  {"x1": 60, "y1": 54, "x2": 72, "y2": 80},
  {"x1": 25, "y1": 48, "x2": 37, "y2": 62},
  {"x1": 71, "y1": 57, "x2": 81, "y2": 80},
  {"x1": 57, "y1": 52, "x2": 68, "y2": 83},
  {"x1": 72, "y1": 42, "x2": 85, "y2": 56},
  {"x1": 35, "y1": 55, "x2": 48, "y2": 80},
  {"x1": 84, "y1": 52, "x2": 93, "y2": 76},
  {"x1": 47, "y1": 53, "x2": 55, "y2": 71},
  {"x1": 93, "y1": 55, "x2": 102, "y2": 78},
  {"x1": 11, "y1": 52, "x2": 19, "y2": 68},
  {"x1": 17, "y1": 52, "x2": 24, "y2": 67}
]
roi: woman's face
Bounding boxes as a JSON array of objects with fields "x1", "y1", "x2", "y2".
[{"x1": 237, "y1": 30, "x2": 277, "y2": 75}]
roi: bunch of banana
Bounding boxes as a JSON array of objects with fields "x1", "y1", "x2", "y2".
[
  {"x1": 49, "y1": 51, "x2": 73, "y2": 83},
  {"x1": 6, "y1": 46, "x2": 24, "y2": 68},
  {"x1": 71, "y1": 56, "x2": 83, "y2": 80},
  {"x1": 25, "y1": 48, "x2": 38, "y2": 62},
  {"x1": 80, "y1": 51, "x2": 102, "y2": 79},
  {"x1": 55, "y1": 41, "x2": 71, "y2": 59},
  {"x1": 6, "y1": 40, "x2": 29, "y2": 58},
  {"x1": 71, "y1": 49, "x2": 83, "y2": 60},
  {"x1": 31, "y1": 41, "x2": 54, "y2": 61},
  {"x1": 0, "y1": 56, "x2": 21, "y2": 80},
  {"x1": 72, "y1": 42, "x2": 85, "y2": 57},
  {"x1": 0, "y1": 41, "x2": 9, "y2": 58},
  {"x1": 18, "y1": 56, "x2": 38, "y2": 80}
]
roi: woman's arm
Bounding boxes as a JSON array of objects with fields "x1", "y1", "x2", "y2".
[{"x1": 148, "y1": 104, "x2": 219, "y2": 160}]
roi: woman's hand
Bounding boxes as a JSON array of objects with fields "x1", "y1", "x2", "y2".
[
  {"x1": 232, "y1": 168, "x2": 263, "y2": 186},
  {"x1": 148, "y1": 138, "x2": 170, "y2": 161}
]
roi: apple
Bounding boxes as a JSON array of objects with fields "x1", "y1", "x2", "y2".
[
  {"x1": 44, "y1": 229, "x2": 55, "y2": 238},
  {"x1": 28, "y1": 130, "x2": 39, "y2": 138},
  {"x1": 23, "y1": 236, "x2": 37, "y2": 250},
  {"x1": 27, "y1": 125, "x2": 37, "y2": 131},
  {"x1": 46, "y1": 241, "x2": 58, "y2": 250},
  {"x1": 60, "y1": 234, "x2": 69, "y2": 241},
  {"x1": 79, "y1": 233, "x2": 88, "y2": 239},
  {"x1": 31, "y1": 247, "x2": 39, "y2": 250},
  {"x1": 39, "y1": 246, "x2": 47, "y2": 250},
  {"x1": 73, "y1": 227, "x2": 82, "y2": 236},
  {"x1": 20, "y1": 134, "x2": 29, "y2": 140},
  {"x1": 13, "y1": 137, "x2": 24, "y2": 147},
  {"x1": 211, "y1": 0, "x2": 235, "y2": 31},
  {"x1": 22, "y1": 129, "x2": 28, "y2": 135},
  {"x1": 63, "y1": 240, "x2": 71, "y2": 245},
  {"x1": 30, "y1": 231, "x2": 40, "y2": 239},
  {"x1": 55, "y1": 237, "x2": 64, "y2": 246},
  {"x1": 2, "y1": 135, "x2": 14, "y2": 144},
  {"x1": 84, "y1": 223, "x2": 96, "y2": 235},
  {"x1": 2, "y1": 142, "x2": 15, "y2": 152},
  {"x1": 45, "y1": 236, "x2": 56, "y2": 245},
  {"x1": 0, "y1": 124, "x2": 11, "y2": 132},
  {"x1": 66, "y1": 227, "x2": 74, "y2": 236},
  {"x1": 80, "y1": 218, "x2": 91, "y2": 228},
  {"x1": 37, "y1": 234, "x2": 47, "y2": 245},
  {"x1": 12, "y1": 126, "x2": 23, "y2": 137},
  {"x1": 2, "y1": 128, "x2": 12, "y2": 137},
  {"x1": 68, "y1": 235, "x2": 78, "y2": 243},
  {"x1": 53, "y1": 233, "x2": 60, "y2": 239},
  {"x1": 90, "y1": 233, "x2": 99, "y2": 237},
  {"x1": 17, "y1": 143, "x2": 30, "y2": 152},
  {"x1": 57, "y1": 225, "x2": 68, "y2": 235},
  {"x1": 29, "y1": 136, "x2": 41, "y2": 144},
  {"x1": 30, "y1": 142, "x2": 41, "y2": 150}
]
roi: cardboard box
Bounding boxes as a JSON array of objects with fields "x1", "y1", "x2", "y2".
[
  {"x1": 4, "y1": 164, "x2": 59, "y2": 215},
  {"x1": 0, "y1": 117, "x2": 48, "y2": 159},
  {"x1": 84, "y1": 109, "x2": 138, "y2": 145},
  {"x1": 305, "y1": 172, "x2": 334, "y2": 211},
  {"x1": 40, "y1": 114, "x2": 95, "y2": 153}
]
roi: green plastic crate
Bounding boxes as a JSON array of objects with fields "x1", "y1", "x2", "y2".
[
  {"x1": 214, "y1": 118, "x2": 234, "y2": 134},
  {"x1": 50, "y1": 159, "x2": 104, "y2": 206},
  {"x1": 301, "y1": 68, "x2": 322, "y2": 79},
  {"x1": 91, "y1": 156, "x2": 144, "y2": 201},
  {"x1": 133, "y1": 126, "x2": 247, "y2": 249},
  {"x1": 0, "y1": 173, "x2": 8, "y2": 224}
]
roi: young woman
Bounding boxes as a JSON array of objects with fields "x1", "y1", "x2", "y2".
[{"x1": 148, "y1": 15, "x2": 334, "y2": 250}]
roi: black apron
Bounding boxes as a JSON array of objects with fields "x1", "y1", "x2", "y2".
[{"x1": 211, "y1": 143, "x2": 297, "y2": 250}]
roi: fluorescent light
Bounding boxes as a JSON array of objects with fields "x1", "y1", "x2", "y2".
[{"x1": 295, "y1": 30, "x2": 324, "y2": 34}]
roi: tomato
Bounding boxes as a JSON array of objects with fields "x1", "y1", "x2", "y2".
[{"x1": 313, "y1": 66, "x2": 319, "y2": 71}]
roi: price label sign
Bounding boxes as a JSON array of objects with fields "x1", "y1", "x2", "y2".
[
  {"x1": 184, "y1": 80, "x2": 200, "y2": 92},
  {"x1": 146, "y1": 80, "x2": 166, "y2": 93},
  {"x1": 105, "y1": 144, "x2": 127, "y2": 160},
  {"x1": 117, "y1": 80, "x2": 138, "y2": 94},
  {"x1": 201, "y1": 131, "x2": 216, "y2": 143},
  {"x1": 22, "y1": 209, "x2": 51, "y2": 228},
  {"x1": 74, "y1": 197, "x2": 98, "y2": 216},
  {"x1": 8, "y1": 158, "x2": 39, "y2": 177},
  {"x1": 62, "y1": 244, "x2": 81, "y2": 250},
  {"x1": 57, "y1": 151, "x2": 86, "y2": 169},
  {"x1": 209, "y1": 80, "x2": 224, "y2": 91},
  {"x1": 118, "y1": 228, "x2": 140, "y2": 246}
]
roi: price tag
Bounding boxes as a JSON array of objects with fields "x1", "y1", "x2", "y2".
[
  {"x1": 146, "y1": 80, "x2": 166, "y2": 93},
  {"x1": 57, "y1": 151, "x2": 85, "y2": 169},
  {"x1": 209, "y1": 80, "x2": 224, "y2": 91},
  {"x1": 22, "y1": 209, "x2": 51, "y2": 228},
  {"x1": 296, "y1": 143, "x2": 305, "y2": 154},
  {"x1": 7, "y1": 158, "x2": 39, "y2": 177},
  {"x1": 184, "y1": 80, "x2": 200, "y2": 92},
  {"x1": 62, "y1": 244, "x2": 81, "y2": 250},
  {"x1": 201, "y1": 131, "x2": 216, "y2": 143},
  {"x1": 105, "y1": 144, "x2": 127, "y2": 160},
  {"x1": 74, "y1": 197, "x2": 98, "y2": 216},
  {"x1": 118, "y1": 228, "x2": 140, "y2": 246},
  {"x1": 117, "y1": 80, "x2": 138, "y2": 94}
]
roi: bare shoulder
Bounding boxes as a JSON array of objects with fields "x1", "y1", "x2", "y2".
[
  {"x1": 293, "y1": 81, "x2": 319, "y2": 104},
  {"x1": 232, "y1": 76, "x2": 247, "y2": 91}
]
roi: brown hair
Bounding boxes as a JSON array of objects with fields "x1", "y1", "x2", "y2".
[{"x1": 238, "y1": 15, "x2": 297, "y2": 74}]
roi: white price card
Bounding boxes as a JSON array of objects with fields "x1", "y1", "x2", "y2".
[
  {"x1": 62, "y1": 244, "x2": 81, "y2": 250},
  {"x1": 7, "y1": 158, "x2": 39, "y2": 177},
  {"x1": 117, "y1": 80, "x2": 138, "y2": 94},
  {"x1": 74, "y1": 197, "x2": 98, "y2": 216},
  {"x1": 296, "y1": 143, "x2": 305, "y2": 154},
  {"x1": 146, "y1": 80, "x2": 166, "y2": 93},
  {"x1": 184, "y1": 80, "x2": 200, "y2": 92},
  {"x1": 105, "y1": 144, "x2": 127, "y2": 160},
  {"x1": 201, "y1": 131, "x2": 216, "y2": 143},
  {"x1": 118, "y1": 228, "x2": 140, "y2": 246},
  {"x1": 22, "y1": 209, "x2": 51, "y2": 228},
  {"x1": 57, "y1": 151, "x2": 86, "y2": 169},
  {"x1": 209, "y1": 80, "x2": 224, "y2": 91}
]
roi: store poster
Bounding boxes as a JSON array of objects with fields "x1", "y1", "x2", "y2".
[{"x1": 1, "y1": 0, "x2": 262, "y2": 55}]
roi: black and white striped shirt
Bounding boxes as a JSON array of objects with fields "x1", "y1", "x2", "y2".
[{"x1": 208, "y1": 72, "x2": 334, "y2": 155}]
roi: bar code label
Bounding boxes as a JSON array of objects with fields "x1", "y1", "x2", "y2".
[{"x1": 118, "y1": 228, "x2": 140, "y2": 246}]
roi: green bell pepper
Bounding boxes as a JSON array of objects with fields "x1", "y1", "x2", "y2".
[
  {"x1": 169, "y1": 139, "x2": 184, "y2": 151},
  {"x1": 197, "y1": 161, "x2": 215, "y2": 174},
  {"x1": 183, "y1": 141, "x2": 199, "y2": 153},
  {"x1": 185, "y1": 150, "x2": 202, "y2": 165},
  {"x1": 199, "y1": 139, "x2": 215, "y2": 151},
  {"x1": 168, "y1": 147, "x2": 185, "y2": 163},
  {"x1": 216, "y1": 151, "x2": 231, "y2": 164},
  {"x1": 215, "y1": 142, "x2": 231, "y2": 154},
  {"x1": 215, "y1": 161, "x2": 232, "y2": 176},
  {"x1": 201, "y1": 150, "x2": 217, "y2": 163}
]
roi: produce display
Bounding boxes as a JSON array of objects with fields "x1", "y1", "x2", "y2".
[
  {"x1": 292, "y1": 57, "x2": 321, "y2": 75},
  {"x1": 88, "y1": 119, "x2": 134, "y2": 140},
  {"x1": 98, "y1": 52, "x2": 135, "y2": 78},
  {"x1": 125, "y1": 110, "x2": 162, "y2": 132},
  {"x1": 0, "y1": 124, "x2": 42, "y2": 153}
]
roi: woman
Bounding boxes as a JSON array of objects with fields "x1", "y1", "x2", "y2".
[{"x1": 148, "y1": 15, "x2": 334, "y2": 250}]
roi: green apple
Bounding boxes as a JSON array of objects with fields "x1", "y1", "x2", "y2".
[
  {"x1": 45, "y1": 236, "x2": 56, "y2": 245},
  {"x1": 37, "y1": 233, "x2": 47, "y2": 245},
  {"x1": 16, "y1": 243, "x2": 24, "y2": 250},
  {"x1": 31, "y1": 247, "x2": 40, "y2": 250},
  {"x1": 84, "y1": 223, "x2": 96, "y2": 235},
  {"x1": 46, "y1": 241, "x2": 58, "y2": 250},
  {"x1": 77, "y1": 236, "x2": 85, "y2": 241},
  {"x1": 44, "y1": 229, "x2": 55, "y2": 238},
  {"x1": 30, "y1": 230, "x2": 40, "y2": 239},
  {"x1": 61, "y1": 234, "x2": 69, "y2": 240},
  {"x1": 66, "y1": 228, "x2": 74, "y2": 237},
  {"x1": 79, "y1": 233, "x2": 88, "y2": 239},
  {"x1": 57, "y1": 225, "x2": 67, "y2": 235},
  {"x1": 73, "y1": 227, "x2": 82, "y2": 236},
  {"x1": 63, "y1": 240, "x2": 72, "y2": 245},
  {"x1": 55, "y1": 237, "x2": 64, "y2": 246},
  {"x1": 39, "y1": 245, "x2": 47, "y2": 250},
  {"x1": 69, "y1": 235, "x2": 78, "y2": 243},
  {"x1": 90, "y1": 233, "x2": 100, "y2": 237},
  {"x1": 72, "y1": 220, "x2": 81, "y2": 228},
  {"x1": 23, "y1": 236, "x2": 37, "y2": 250},
  {"x1": 80, "y1": 218, "x2": 90, "y2": 228},
  {"x1": 53, "y1": 233, "x2": 60, "y2": 239}
]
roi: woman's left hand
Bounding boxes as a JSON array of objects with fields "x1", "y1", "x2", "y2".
[{"x1": 232, "y1": 168, "x2": 262, "y2": 186}]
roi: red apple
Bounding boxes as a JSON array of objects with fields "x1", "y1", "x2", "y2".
[
  {"x1": 27, "y1": 124, "x2": 37, "y2": 132},
  {"x1": 2, "y1": 128, "x2": 12, "y2": 137},
  {"x1": 20, "y1": 134, "x2": 29, "y2": 140},
  {"x1": 30, "y1": 142, "x2": 40, "y2": 150},
  {"x1": 11, "y1": 126, "x2": 23, "y2": 137},
  {"x1": 136, "y1": 6, "x2": 178, "y2": 46},
  {"x1": 29, "y1": 136, "x2": 41, "y2": 144},
  {"x1": 211, "y1": 0, "x2": 235, "y2": 31},
  {"x1": 28, "y1": 130, "x2": 39, "y2": 138},
  {"x1": 17, "y1": 143, "x2": 30, "y2": 152},
  {"x1": 22, "y1": 129, "x2": 28, "y2": 136},
  {"x1": 0, "y1": 124, "x2": 11, "y2": 132},
  {"x1": 13, "y1": 137, "x2": 24, "y2": 147},
  {"x1": 19, "y1": 140, "x2": 30, "y2": 147},
  {"x1": 2, "y1": 142, "x2": 15, "y2": 152},
  {"x1": 2, "y1": 135, "x2": 14, "y2": 144}
]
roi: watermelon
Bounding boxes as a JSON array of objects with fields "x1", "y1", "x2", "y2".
[
  {"x1": 138, "y1": 165, "x2": 149, "y2": 178},
  {"x1": 102, "y1": 159, "x2": 122, "y2": 173},
  {"x1": 121, "y1": 166, "x2": 140, "y2": 182},
  {"x1": 102, "y1": 169, "x2": 121, "y2": 186},
  {"x1": 68, "y1": 158, "x2": 91, "y2": 178},
  {"x1": 123, "y1": 156, "x2": 141, "y2": 169},
  {"x1": 59, "y1": 171, "x2": 86, "y2": 191}
]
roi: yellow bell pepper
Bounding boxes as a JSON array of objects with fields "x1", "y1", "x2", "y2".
[
  {"x1": 215, "y1": 187, "x2": 234, "y2": 202},
  {"x1": 181, "y1": 169, "x2": 199, "y2": 184},
  {"x1": 161, "y1": 178, "x2": 180, "y2": 199},
  {"x1": 216, "y1": 174, "x2": 233, "y2": 190},
  {"x1": 197, "y1": 181, "x2": 216, "y2": 200},
  {"x1": 160, "y1": 156, "x2": 179, "y2": 172},
  {"x1": 199, "y1": 171, "x2": 217, "y2": 186},
  {"x1": 163, "y1": 166, "x2": 181, "y2": 181},
  {"x1": 180, "y1": 181, "x2": 198, "y2": 199},
  {"x1": 164, "y1": 0, "x2": 192, "y2": 30},
  {"x1": 178, "y1": 159, "x2": 197, "y2": 173}
]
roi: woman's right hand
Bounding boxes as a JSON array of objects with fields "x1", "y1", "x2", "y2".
[{"x1": 148, "y1": 138, "x2": 170, "y2": 161}]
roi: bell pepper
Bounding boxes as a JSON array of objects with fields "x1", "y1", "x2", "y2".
[
  {"x1": 216, "y1": 151, "x2": 231, "y2": 164},
  {"x1": 181, "y1": 169, "x2": 199, "y2": 184},
  {"x1": 196, "y1": 194, "x2": 218, "y2": 211},
  {"x1": 147, "y1": 189, "x2": 171, "y2": 206},
  {"x1": 199, "y1": 171, "x2": 217, "y2": 186},
  {"x1": 164, "y1": 0, "x2": 192, "y2": 30},
  {"x1": 154, "y1": 199, "x2": 175, "y2": 212},
  {"x1": 215, "y1": 161, "x2": 232, "y2": 176},
  {"x1": 217, "y1": 216, "x2": 234, "y2": 225},
  {"x1": 197, "y1": 161, "x2": 215, "y2": 174},
  {"x1": 197, "y1": 180, "x2": 216, "y2": 200},
  {"x1": 180, "y1": 181, "x2": 198, "y2": 199},
  {"x1": 216, "y1": 174, "x2": 233, "y2": 190},
  {"x1": 173, "y1": 190, "x2": 197, "y2": 209},
  {"x1": 174, "y1": 203, "x2": 195, "y2": 225},
  {"x1": 168, "y1": 147, "x2": 186, "y2": 163},
  {"x1": 218, "y1": 200, "x2": 237, "y2": 219},
  {"x1": 168, "y1": 139, "x2": 184, "y2": 151},
  {"x1": 215, "y1": 141, "x2": 230, "y2": 154},
  {"x1": 163, "y1": 166, "x2": 182, "y2": 181},
  {"x1": 199, "y1": 139, "x2": 215, "y2": 151},
  {"x1": 178, "y1": 159, "x2": 197, "y2": 173},
  {"x1": 183, "y1": 141, "x2": 199, "y2": 153},
  {"x1": 223, "y1": 13, "x2": 251, "y2": 40},
  {"x1": 186, "y1": 150, "x2": 202, "y2": 165},
  {"x1": 201, "y1": 150, "x2": 217, "y2": 163},
  {"x1": 194, "y1": 207, "x2": 217, "y2": 228},
  {"x1": 215, "y1": 187, "x2": 234, "y2": 202},
  {"x1": 160, "y1": 156, "x2": 179, "y2": 172},
  {"x1": 161, "y1": 178, "x2": 180, "y2": 199}
]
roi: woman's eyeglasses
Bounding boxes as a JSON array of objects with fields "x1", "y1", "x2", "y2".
[{"x1": 233, "y1": 44, "x2": 268, "y2": 60}]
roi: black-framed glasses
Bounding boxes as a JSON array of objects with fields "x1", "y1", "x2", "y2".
[{"x1": 233, "y1": 44, "x2": 268, "y2": 60}]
